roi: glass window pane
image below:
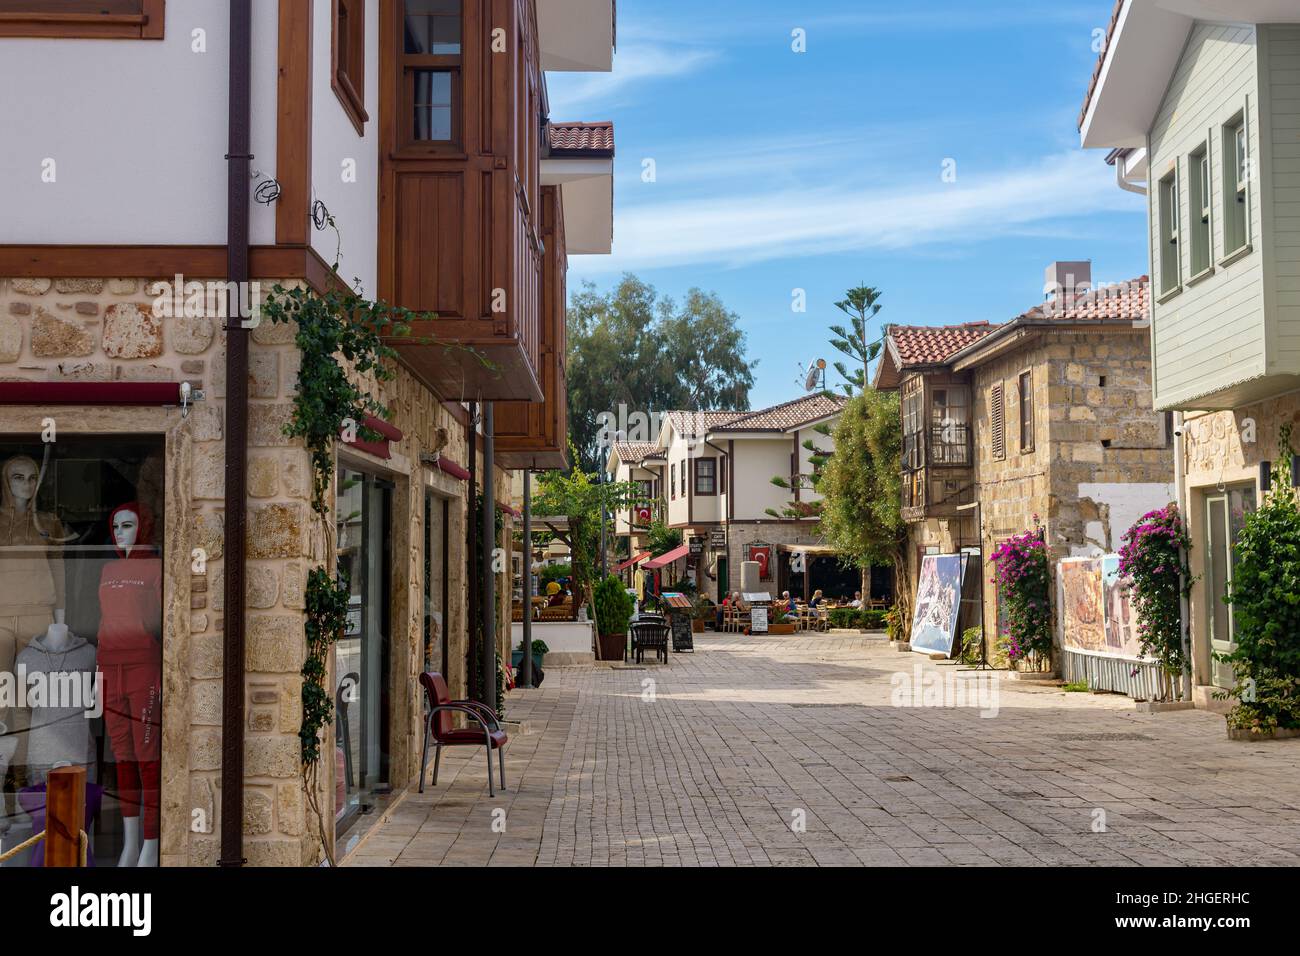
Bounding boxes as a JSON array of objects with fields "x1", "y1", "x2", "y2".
[
  {"x1": 412, "y1": 70, "x2": 452, "y2": 140},
  {"x1": 404, "y1": 0, "x2": 461, "y2": 55}
]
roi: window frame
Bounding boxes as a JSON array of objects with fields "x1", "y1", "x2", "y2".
[
  {"x1": 1188, "y1": 140, "x2": 1214, "y2": 281},
  {"x1": 397, "y1": 0, "x2": 463, "y2": 152},
  {"x1": 333, "y1": 0, "x2": 369, "y2": 136},
  {"x1": 1158, "y1": 166, "x2": 1182, "y2": 299},
  {"x1": 1018, "y1": 369, "x2": 1035, "y2": 455},
  {"x1": 0, "y1": 0, "x2": 164, "y2": 39},
  {"x1": 1221, "y1": 107, "x2": 1252, "y2": 262},
  {"x1": 694, "y1": 457, "x2": 717, "y2": 497},
  {"x1": 670, "y1": 463, "x2": 677, "y2": 501}
]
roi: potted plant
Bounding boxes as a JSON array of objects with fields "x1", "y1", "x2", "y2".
[
  {"x1": 593, "y1": 575, "x2": 634, "y2": 661},
  {"x1": 510, "y1": 638, "x2": 549, "y2": 678},
  {"x1": 766, "y1": 607, "x2": 797, "y2": 635}
]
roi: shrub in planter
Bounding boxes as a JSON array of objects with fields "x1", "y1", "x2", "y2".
[
  {"x1": 862, "y1": 608, "x2": 887, "y2": 630},
  {"x1": 884, "y1": 605, "x2": 905, "y2": 641},
  {"x1": 1118, "y1": 503, "x2": 1192, "y2": 687},
  {"x1": 1222, "y1": 437, "x2": 1300, "y2": 734},
  {"x1": 827, "y1": 607, "x2": 864, "y2": 629},
  {"x1": 990, "y1": 524, "x2": 1052, "y2": 668},
  {"x1": 592, "y1": 575, "x2": 634, "y2": 661}
]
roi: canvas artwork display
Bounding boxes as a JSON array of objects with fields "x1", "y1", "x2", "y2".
[
  {"x1": 911, "y1": 555, "x2": 963, "y2": 656},
  {"x1": 1101, "y1": 554, "x2": 1145, "y2": 659},
  {"x1": 1059, "y1": 558, "x2": 1105, "y2": 652}
]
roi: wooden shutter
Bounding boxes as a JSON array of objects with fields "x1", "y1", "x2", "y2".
[{"x1": 991, "y1": 383, "x2": 1006, "y2": 461}]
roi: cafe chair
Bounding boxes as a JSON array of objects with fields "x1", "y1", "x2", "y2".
[{"x1": 418, "y1": 671, "x2": 508, "y2": 797}]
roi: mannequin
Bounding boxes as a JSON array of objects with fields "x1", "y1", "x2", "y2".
[
  {"x1": 0, "y1": 454, "x2": 66, "y2": 836},
  {"x1": 0, "y1": 718, "x2": 15, "y2": 839},
  {"x1": 15, "y1": 622, "x2": 97, "y2": 775},
  {"x1": 96, "y1": 503, "x2": 162, "y2": 868}
]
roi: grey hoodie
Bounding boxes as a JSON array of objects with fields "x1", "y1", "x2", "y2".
[{"x1": 15, "y1": 631, "x2": 97, "y2": 772}]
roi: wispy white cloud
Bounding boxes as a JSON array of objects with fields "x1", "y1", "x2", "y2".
[
  {"x1": 571, "y1": 150, "x2": 1144, "y2": 275},
  {"x1": 547, "y1": 42, "x2": 717, "y2": 115}
]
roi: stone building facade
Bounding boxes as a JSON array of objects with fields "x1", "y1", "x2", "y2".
[
  {"x1": 0, "y1": 274, "x2": 511, "y2": 866},
  {"x1": 877, "y1": 266, "x2": 1176, "y2": 669}
]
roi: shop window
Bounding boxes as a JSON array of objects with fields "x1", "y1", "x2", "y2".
[
  {"x1": 400, "y1": 0, "x2": 461, "y2": 146},
  {"x1": 0, "y1": 437, "x2": 165, "y2": 868},
  {"x1": 0, "y1": 0, "x2": 164, "y2": 39},
  {"x1": 333, "y1": 0, "x2": 369, "y2": 135},
  {"x1": 335, "y1": 467, "x2": 393, "y2": 837}
]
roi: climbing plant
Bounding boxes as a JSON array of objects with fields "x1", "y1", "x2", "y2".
[
  {"x1": 989, "y1": 523, "x2": 1052, "y2": 667},
  {"x1": 1222, "y1": 425, "x2": 1300, "y2": 734},
  {"x1": 1117, "y1": 502, "x2": 1192, "y2": 677}
]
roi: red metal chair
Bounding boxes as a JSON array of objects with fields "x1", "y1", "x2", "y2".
[{"x1": 418, "y1": 672, "x2": 508, "y2": 797}]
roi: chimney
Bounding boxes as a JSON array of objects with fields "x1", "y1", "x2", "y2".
[{"x1": 1044, "y1": 260, "x2": 1092, "y2": 303}]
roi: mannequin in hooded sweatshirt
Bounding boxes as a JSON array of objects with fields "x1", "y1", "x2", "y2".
[
  {"x1": 0, "y1": 454, "x2": 66, "y2": 835},
  {"x1": 97, "y1": 503, "x2": 162, "y2": 867},
  {"x1": 15, "y1": 622, "x2": 97, "y2": 775}
]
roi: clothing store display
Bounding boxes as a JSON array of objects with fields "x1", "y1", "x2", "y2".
[
  {"x1": 97, "y1": 503, "x2": 162, "y2": 842},
  {"x1": 14, "y1": 630, "x2": 97, "y2": 773},
  {"x1": 17, "y1": 781, "x2": 104, "y2": 866}
]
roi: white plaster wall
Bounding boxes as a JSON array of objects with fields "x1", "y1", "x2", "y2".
[
  {"x1": 0, "y1": 0, "x2": 279, "y2": 246},
  {"x1": 309, "y1": 0, "x2": 380, "y2": 295},
  {"x1": 732, "y1": 440, "x2": 792, "y2": 520},
  {"x1": 1072, "y1": 482, "x2": 1178, "y2": 557}
]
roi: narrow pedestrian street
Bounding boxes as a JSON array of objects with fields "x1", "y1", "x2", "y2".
[{"x1": 346, "y1": 634, "x2": 1300, "y2": 867}]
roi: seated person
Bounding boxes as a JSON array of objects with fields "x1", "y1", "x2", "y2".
[
  {"x1": 781, "y1": 590, "x2": 797, "y2": 613},
  {"x1": 809, "y1": 589, "x2": 825, "y2": 608},
  {"x1": 849, "y1": 591, "x2": 864, "y2": 609}
]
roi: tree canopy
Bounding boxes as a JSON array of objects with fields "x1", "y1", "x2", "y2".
[{"x1": 566, "y1": 275, "x2": 758, "y2": 472}]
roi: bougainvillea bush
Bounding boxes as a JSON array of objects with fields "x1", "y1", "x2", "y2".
[
  {"x1": 990, "y1": 525, "x2": 1052, "y2": 666},
  {"x1": 1223, "y1": 444, "x2": 1300, "y2": 734},
  {"x1": 1117, "y1": 503, "x2": 1192, "y2": 676}
]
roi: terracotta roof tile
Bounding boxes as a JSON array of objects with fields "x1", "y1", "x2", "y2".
[
  {"x1": 1079, "y1": 0, "x2": 1126, "y2": 131},
  {"x1": 548, "y1": 121, "x2": 614, "y2": 155},
  {"x1": 888, "y1": 323, "x2": 999, "y2": 368},
  {"x1": 1017, "y1": 275, "x2": 1149, "y2": 322},
  {"x1": 713, "y1": 393, "x2": 847, "y2": 432},
  {"x1": 611, "y1": 442, "x2": 663, "y2": 464}
]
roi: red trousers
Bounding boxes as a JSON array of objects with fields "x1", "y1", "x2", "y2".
[{"x1": 101, "y1": 661, "x2": 161, "y2": 840}]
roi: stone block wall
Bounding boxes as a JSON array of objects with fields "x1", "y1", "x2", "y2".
[{"x1": 0, "y1": 275, "x2": 495, "y2": 866}]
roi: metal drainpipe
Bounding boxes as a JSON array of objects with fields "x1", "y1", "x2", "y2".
[
  {"x1": 481, "y1": 403, "x2": 498, "y2": 710},
  {"x1": 219, "y1": 0, "x2": 252, "y2": 868},
  {"x1": 1174, "y1": 411, "x2": 1192, "y2": 702},
  {"x1": 520, "y1": 469, "x2": 533, "y2": 688},
  {"x1": 467, "y1": 403, "x2": 477, "y2": 693}
]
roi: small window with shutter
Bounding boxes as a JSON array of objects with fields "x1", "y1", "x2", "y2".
[{"x1": 991, "y1": 383, "x2": 1006, "y2": 461}]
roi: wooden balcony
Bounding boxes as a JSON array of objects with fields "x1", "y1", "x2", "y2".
[
  {"x1": 900, "y1": 425, "x2": 974, "y2": 522},
  {"x1": 379, "y1": 0, "x2": 546, "y2": 402},
  {"x1": 495, "y1": 186, "x2": 568, "y2": 469}
]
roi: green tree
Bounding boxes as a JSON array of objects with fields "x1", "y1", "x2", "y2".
[
  {"x1": 646, "y1": 519, "x2": 683, "y2": 557},
  {"x1": 818, "y1": 389, "x2": 911, "y2": 637},
  {"x1": 765, "y1": 423, "x2": 834, "y2": 520},
  {"x1": 567, "y1": 275, "x2": 758, "y2": 472},
  {"x1": 828, "y1": 285, "x2": 884, "y2": 396},
  {"x1": 533, "y1": 456, "x2": 639, "y2": 612}
]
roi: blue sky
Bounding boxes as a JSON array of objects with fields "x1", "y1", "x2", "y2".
[{"x1": 547, "y1": 0, "x2": 1149, "y2": 409}]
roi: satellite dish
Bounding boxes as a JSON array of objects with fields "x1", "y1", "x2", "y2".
[{"x1": 804, "y1": 358, "x2": 827, "y2": 392}]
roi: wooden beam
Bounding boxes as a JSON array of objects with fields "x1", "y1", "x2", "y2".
[
  {"x1": 276, "y1": 0, "x2": 313, "y2": 245},
  {"x1": 0, "y1": 244, "x2": 337, "y2": 289}
]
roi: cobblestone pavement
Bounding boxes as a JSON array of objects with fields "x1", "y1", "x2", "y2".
[{"x1": 346, "y1": 633, "x2": 1300, "y2": 867}]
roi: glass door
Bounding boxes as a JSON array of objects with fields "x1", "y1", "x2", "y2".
[
  {"x1": 1205, "y1": 484, "x2": 1256, "y2": 688},
  {"x1": 335, "y1": 468, "x2": 393, "y2": 837}
]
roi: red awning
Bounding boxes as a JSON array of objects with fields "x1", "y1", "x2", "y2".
[
  {"x1": 497, "y1": 502, "x2": 521, "y2": 519},
  {"x1": 0, "y1": 382, "x2": 181, "y2": 405},
  {"x1": 343, "y1": 414, "x2": 404, "y2": 460},
  {"x1": 614, "y1": 550, "x2": 651, "y2": 573},
  {"x1": 434, "y1": 457, "x2": 471, "y2": 481},
  {"x1": 643, "y1": 543, "x2": 689, "y2": 570}
]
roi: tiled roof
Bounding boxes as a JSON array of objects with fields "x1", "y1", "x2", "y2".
[
  {"x1": 713, "y1": 393, "x2": 847, "y2": 433},
  {"x1": 1017, "y1": 275, "x2": 1149, "y2": 323},
  {"x1": 888, "y1": 323, "x2": 998, "y2": 368},
  {"x1": 1078, "y1": 0, "x2": 1126, "y2": 130},
  {"x1": 663, "y1": 410, "x2": 746, "y2": 436},
  {"x1": 611, "y1": 442, "x2": 663, "y2": 464},
  {"x1": 548, "y1": 121, "x2": 615, "y2": 155}
]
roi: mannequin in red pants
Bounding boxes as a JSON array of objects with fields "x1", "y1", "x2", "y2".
[{"x1": 97, "y1": 503, "x2": 162, "y2": 867}]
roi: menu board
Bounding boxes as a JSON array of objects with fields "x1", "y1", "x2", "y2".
[{"x1": 670, "y1": 613, "x2": 693, "y2": 651}]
